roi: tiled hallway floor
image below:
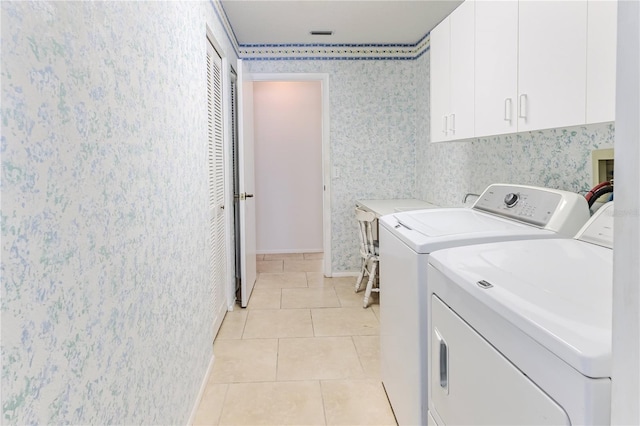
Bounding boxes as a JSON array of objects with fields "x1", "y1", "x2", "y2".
[{"x1": 193, "y1": 253, "x2": 396, "y2": 425}]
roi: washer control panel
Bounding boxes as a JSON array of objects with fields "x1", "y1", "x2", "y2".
[{"x1": 472, "y1": 184, "x2": 589, "y2": 235}]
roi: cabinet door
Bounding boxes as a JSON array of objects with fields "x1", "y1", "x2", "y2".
[
  {"x1": 430, "y1": 295, "x2": 570, "y2": 425},
  {"x1": 517, "y1": 1, "x2": 588, "y2": 131},
  {"x1": 475, "y1": 0, "x2": 518, "y2": 137},
  {"x1": 449, "y1": 0, "x2": 475, "y2": 140},
  {"x1": 586, "y1": 0, "x2": 617, "y2": 123},
  {"x1": 430, "y1": 17, "x2": 451, "y2": 143}
]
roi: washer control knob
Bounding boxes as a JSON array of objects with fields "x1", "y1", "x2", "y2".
[{"x1": 504, "y1": 192, "x2": 519, "y2": 208}]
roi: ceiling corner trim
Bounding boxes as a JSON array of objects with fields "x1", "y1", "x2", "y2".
[{"x1": 208, "y1": 0, "x2": 241, "y2": 58}]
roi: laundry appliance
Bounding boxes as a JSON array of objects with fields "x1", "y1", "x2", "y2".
[
  {"x1": 426, "y1": 202, "x2": 614, "y2": 425},
  {"x1": 378, "y1": 184, "x2": 591, "y2": 426}
]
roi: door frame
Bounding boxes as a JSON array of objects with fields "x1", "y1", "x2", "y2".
[{"x1": 249, "y1": 73, "x2": 332, "y2": 277}]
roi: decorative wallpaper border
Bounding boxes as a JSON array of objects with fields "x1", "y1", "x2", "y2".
[
  {"x1": 238, "y1": 33, "x2": 430, "y2": 60},
  {"x1": 210, "y1": 0, "x2": 431, "y2": 60}
]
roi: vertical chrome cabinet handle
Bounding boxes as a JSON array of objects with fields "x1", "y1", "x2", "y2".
[
  {"x1": 518, "y1": 94, "x2": 527, "y2": 119},
  {"x1": 435, "y1": 329, "x2": 449, "y2": 394},
  {"x1": 504, "y1": 98, "x2": 512, "y2": 122},
  {"x1": 442, "y1": 115, "x2": 448, "y2": 136},
  {"x1": 449, "y1": 113, "x2": 455, "y2": 135}
]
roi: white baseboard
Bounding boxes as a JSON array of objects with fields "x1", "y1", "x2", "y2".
[
  {"x1": 186, "y1": 354, "x2": 215, "y2": 426},
  {"x1": 257, "y1": 249, "x2": 323, "y2": 254},
  {"x1": 331, "y1": 271, "x2": 360, "y2": 278}
]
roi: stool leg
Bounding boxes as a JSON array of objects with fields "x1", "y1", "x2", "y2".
[
  {"x1": 355, "y1": 257, "x2": 366, "y2": 292},
  {"x1": 363, "y1": 260, "x2": 378, "y2": 308}
]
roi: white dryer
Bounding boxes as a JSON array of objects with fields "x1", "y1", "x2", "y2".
[
  {"x1": 426, "y1": 202, "x2": 614, "y2": 425},
  {"x1": 378, "y1": 184, "x2": 591, "y2": 426}
]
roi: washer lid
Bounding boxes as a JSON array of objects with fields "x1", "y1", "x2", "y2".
[
  {"x1": 429, "y1": 238, "x2": 612, "y2": 378},
  {"x1": 380, "y1": 208, "x2": 555, "y2": 253}
]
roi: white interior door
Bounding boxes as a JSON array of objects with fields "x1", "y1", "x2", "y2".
[{"x1": 237, "y1": 59, "x2": 257, "y2": 308}]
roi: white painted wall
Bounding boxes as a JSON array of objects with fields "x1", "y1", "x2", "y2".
[
  {"x1": 612, "y1": 1, "x2": 640, "y2": 424},
  {"x1": 253, "y1": 81, "x2": 324, "y2": 253}
]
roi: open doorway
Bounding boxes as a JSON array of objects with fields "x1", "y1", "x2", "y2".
[
  {"x1": 249, "y1": 74, "x2": 332, "y2": 276},
  {"x1": 253, "y1": 81, "x2": 323, "y2": 253}
]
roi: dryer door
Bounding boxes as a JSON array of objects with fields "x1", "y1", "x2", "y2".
[{"x1": 430, "y1": 295, "x2": 570, "y2": 425}]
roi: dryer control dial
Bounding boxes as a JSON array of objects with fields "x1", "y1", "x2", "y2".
[{"x1": 504, "y1": 193, "x2": 519, "y2": 208}]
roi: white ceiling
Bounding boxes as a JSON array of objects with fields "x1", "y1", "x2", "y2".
[{"x1": 220, "y1": 0, "x2": 463, "y2": 45}]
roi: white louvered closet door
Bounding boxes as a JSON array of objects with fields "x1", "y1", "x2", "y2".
[{"x1": 206, "y1": 39, "x2": 227, "y2": 339}]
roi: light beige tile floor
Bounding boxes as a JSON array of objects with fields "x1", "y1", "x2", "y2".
[{"x1": 193, "y1": 253, "x2": 395, "y2": 426}]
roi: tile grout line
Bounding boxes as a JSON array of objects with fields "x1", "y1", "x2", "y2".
[
  {"x1": 214, "y1": 383, "x2": 230, "y2": 426},
  {"x1": 335, "y1": 286, "x2": 348, "y2": 309},
  {"x1": 275, "y1": 337, "x2": 281, "y2": 382},
  {"x1": 310, "y1": 307, "x2": 317, "y2": 337},
  {"x1": 318, "y1": 379, "x2": 329, "y2": 426},
  {"x1": 333, "y1": 285, "x2": 343, "y2": 308},
  {"x1": 349, "y1": 335, "x2": 367, "y2": 377}
]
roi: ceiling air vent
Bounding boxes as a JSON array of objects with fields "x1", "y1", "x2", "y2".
[{"x1": 310, "y1": 31, "x2": 333, "y2": 36}]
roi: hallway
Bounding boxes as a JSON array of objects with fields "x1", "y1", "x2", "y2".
[{"x1": 192, "y1": 253, "x2": 396, "y2": 425}]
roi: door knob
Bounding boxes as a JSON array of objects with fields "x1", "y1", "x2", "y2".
[{"x1": 240, "y1": 193, "x2": 254, "y2": 200}]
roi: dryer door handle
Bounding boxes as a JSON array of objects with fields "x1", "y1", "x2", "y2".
[{"x1": 435, "y1": 328, "x2": 449, "y2": 394}]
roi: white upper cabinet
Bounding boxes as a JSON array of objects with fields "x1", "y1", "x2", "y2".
[
  {"x1": 517, "y1": 1, "x2": 588, "y2": 132},
  {"x1": 449, "y1": 0, "x2": 475, "y2": 140},
  {"x1": 586, "y1": 0, "x2": 618, "y2": 123},
  {"x1": 435, "y1": 0, "x2": 617, "y2": 142},
  {"x1": 430, "y1": 0, "x2": 475, "y2": 142},
  {"x1": 474, "y1": 0, "x2": 518, "y2": 137},
  {"x1": 430, "y1": 16, "x2": 451, "y2": 143}
]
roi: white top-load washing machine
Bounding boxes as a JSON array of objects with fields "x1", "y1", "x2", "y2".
[
  {"x1": 426, "y1": 202, "x2": 614, "y2": 425},
  {"x1": 378, "y1": 184, "x2": 591, "y2": 426}
]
